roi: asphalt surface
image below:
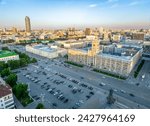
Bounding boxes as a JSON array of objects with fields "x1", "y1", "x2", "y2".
[{"x1": 8, "y1": 45, "x2": 150, "y2": 109}]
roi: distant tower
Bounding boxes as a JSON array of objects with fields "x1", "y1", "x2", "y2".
[
  {"x1": 25, "y1": 16, "x2": 31, "y2": 32},
  {"x1": 12, "y1": 27, "x2": 17, "y2": 33},
  {"x1": 91, "y1": 38, "x2": 100, "y2": 55},
  {"x1": 88, "y1": 38, "x2": 100, "y2": 56},
  {"x1": 85, "y1": 28, "x2": 91, "y2": 35}
]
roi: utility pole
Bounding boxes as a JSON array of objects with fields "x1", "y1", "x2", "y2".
[{"x1": 40, "y1": 93, "x2": 45, "y2": 103}]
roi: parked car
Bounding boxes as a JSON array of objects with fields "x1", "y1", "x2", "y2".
[{"x1": 129, "y1": 93, "x2": 135, "y2": 97}]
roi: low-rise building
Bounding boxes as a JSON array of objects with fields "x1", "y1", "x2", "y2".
[
  {"x1": 26, "y1": 44, "x2": 67, "y2": 58},
  {"x1": 132, "y1": 33, "x2": 145, "y2": 41},
  {"x1": 0, "y1": 50, "x2": 19, "y2": 62},
  {"x1": 112, "y1": 34, "x2": 122, "y2": 42},
  {"x1": 56, "y1": 40, "x2": 91, "y2": 49},
  {"x1": 0, "y1": 78, "x2": 15, "y2": 109}
]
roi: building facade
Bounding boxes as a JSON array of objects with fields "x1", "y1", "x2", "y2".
[
  {"x1": 68, "y1": 39, "x2": 142, "y2": 77},
  {"x1": 0, "y1": 78, "x2": 15, "y2": 109},
  {"x1": 25, "y1": 16, "x2": 31, "y2": 33},
  {"x1": 0, "y1": 50, "x2": 19, "y2": 63},
  {"x1": 26, "y1": 44, "x2": 67, "y2": 58},
  {"x1": 85, "y1": 28, "x2": 91, "y2": 35},
  {"x1": 56, "y1": 40, "x2": 91, "y2": 49},
  {"x1": 132, "y1": 33, "x2": 144, "y2": 41},
  {"x1": 26, "y1": 44, "x2": 58, "y2": 59}
]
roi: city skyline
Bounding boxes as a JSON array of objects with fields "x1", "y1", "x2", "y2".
[
  {"x1": 0, "y1": 1, "x2": 150, "y2": 110},
  {"x1": 0, "y1": 0, "x2": 150, "y2": 29}
]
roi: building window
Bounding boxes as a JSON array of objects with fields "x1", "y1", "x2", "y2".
[{"x1": 4, "y1": 97, "x2": 7, "y2": 101}]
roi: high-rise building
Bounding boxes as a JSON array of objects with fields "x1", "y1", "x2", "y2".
[
  {"x1": 103, "y1": 32, "x2": 110, "y2": 41},
  {"x1": 12, "y1": 27, "x2": 17, "y2": 33},
  {"x1": 25, "y1": 16, "x2": 31, "y2": 33},
  {"x1": 88, "y1": 38, "x2": 100, "y2": 56},
  {"x1": 3, "y1": 28, "x2": 7, "y2": 32},
  {"x1": 85, "y1": 28, "x2": 91, "y2": 35}
]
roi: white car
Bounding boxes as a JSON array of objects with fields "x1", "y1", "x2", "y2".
[{"x1": 121, "y1": 90, "x2": 126, "y2": 93}]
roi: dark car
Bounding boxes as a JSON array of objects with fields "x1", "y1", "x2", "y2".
[
  {"x1": 136, "y1": 83, "x2": 140, "y2": 86},
  {"x1": 64, "y1": 99, "x2": 69, "y2": 103},
  {"x1": 129, "y1": 93, "x2": 135, "y2": 97},
  {"x1": 88, "y1": 86, "x2": 93, "y2": 90},
  {"x1": 89, "y1": 92, "x2": 94, "y2": 95}
]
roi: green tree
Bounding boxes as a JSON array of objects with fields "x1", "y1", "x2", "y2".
[
  {"x1": 13, "y1": 49, "x2": 20, "y2": 54},
  {"x1": 0, "y1": 68, "x2": 11, "y2": 77},
  {"x1": 49, "y1": 40, "x2": 55, "y2": 43},
  {"x1": 36, "y1": 103, "x2": 45, "y2": 109},
  {"x1": 64, "y1": 54, "x2": 68, "y2": 59},
  {"x1": 107, "y1": 89, "x2": 116, "y2": 104},
  {"x1": 19, "y1": 53, "x2": 30, "y2": 59},
  {"x1": 13, "y1": 83, "x2": 28, "y2": 100},
  {"x1": 0, "y1": 61, "x2": 8, "y2": 71},
  {"x1": 31, "y1": 58, "x2": 37, "y2": 63},
  {"x1": 20, "y1": 58, "x2": 28, "y2": 67},
  {"x1": 60, "y1": 44, "x2": 64, "y2": 48},
  {"x1": 1, "y1": 47, "x2": 10, "y2": 51},
  {"x1": 7, "y1": 60, "x2": 20, "y2": 69},
  {"x1": 6, "y1": 73, "x2": 17, "y2": 87}
]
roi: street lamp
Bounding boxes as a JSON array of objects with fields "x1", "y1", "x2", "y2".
[
  {"x1": 40, "y1": 93, "x2": 45, "y2": 103},
  {"x1": 27, "y1": 83, "x2": 30, "y2": 92}
]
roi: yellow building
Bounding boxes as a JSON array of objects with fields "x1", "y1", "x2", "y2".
[{"x1": 68, "y1": 39, "x2": 142, "y2": 77}]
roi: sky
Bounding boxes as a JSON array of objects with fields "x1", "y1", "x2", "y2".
[{"x1": 0, "y1": 0, "x2": 150, "y2": 29}]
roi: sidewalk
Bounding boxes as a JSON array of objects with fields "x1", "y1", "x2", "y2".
[{"x1": 13, "y1": 95, "x2": 24, "y2": 109}]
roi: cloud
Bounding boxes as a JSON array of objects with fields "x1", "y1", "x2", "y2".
[
  {"x1": 129, "y1": 1, "x2": 139, "y2": 6},
  {"x1": 89, "y1": 4, "x2": 98, "y2": 8}
]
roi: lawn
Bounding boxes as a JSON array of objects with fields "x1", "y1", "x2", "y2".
[
  {"x1": 93, "y1": 68, "x2": 126, "y2": 80},
  {"x1": 65, "y1": 61, "x2": 84, "y2": 68}
]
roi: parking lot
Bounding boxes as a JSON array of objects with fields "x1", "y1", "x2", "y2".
[
  {"x1": 10, "y1": 45, "x2": 150, "y2": 109},
  {"x1": 14, "y1": 60, "x2": 98, "y2": 109}
]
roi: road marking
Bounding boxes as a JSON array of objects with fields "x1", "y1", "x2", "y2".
[{"x1": 116, "y1": 102, "x2": 129, "y2": 109}]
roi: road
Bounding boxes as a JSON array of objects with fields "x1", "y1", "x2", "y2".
[
  {"x1": 8, "y1": 45, "x2": 150, "y2": 108},
  {"x1": 45, "y1": 61, "x2": 150, "y2": 108}
]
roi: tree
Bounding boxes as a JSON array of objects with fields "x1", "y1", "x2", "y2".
[
  {"x1": 64, "y1": 54, "x2": 68, "y2": 59},
  {"x1": 19, "y1": 53, "x2": 30, "y2": 59},
  {"x1": 1, "y1": 47, "x2": 10, "y2": 51},
  {"x1": 13, "y1": 49, "x2": 20, "y2": 54},
  {"x1": 107, "y1": 89, "x2": 116, "y2": 104},
  {"x1": 0, "y1": 61, "x2": 8, "y2": 71},
  {"x1": 6, "y1": 73, "x2": 17, "y2": 87},
  {"x1": 31, "y1": 58, "x2": 37, "y2": 63},
  {"x1": 13, "y1": 83, "x2": 28, "y2": 100},
  {"x1": 60, "y1": 44, "x2": 64, "y2": 48},
  {"x1": 7, "y1": 60, "x2": 20, "y2": 69},
  {"x1": 0, "y1": 68, "x2": 11, "y2": 77},
  {"x1": 49, "y1": 40, "x2": 55, "y2": 43},
  {"x1": 36, "y1": 103, "x2": 45, "y2": 109},
  {"x1": 20, "y1": 58, "x2": 28, "y2": 67},
  {"x1": 2, "y1": 39, "x2": 14, "y2": 43}
]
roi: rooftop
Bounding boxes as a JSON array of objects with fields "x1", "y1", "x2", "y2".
[
  {"x1": 0, "y1": 84, "x2": 12, "y2": 98},
  {"x1": 72, "y1": 47, "x2": 91, "y2": 54},
  {"x1": 0, "y1": 50, "x2": 17, "y2": 58},
  {"x1": 99, "y1": 53, "x2": 133, "y2": 61},
  {"x1": 32, "y1": 44, "x2": 57, "y2": 53}
]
